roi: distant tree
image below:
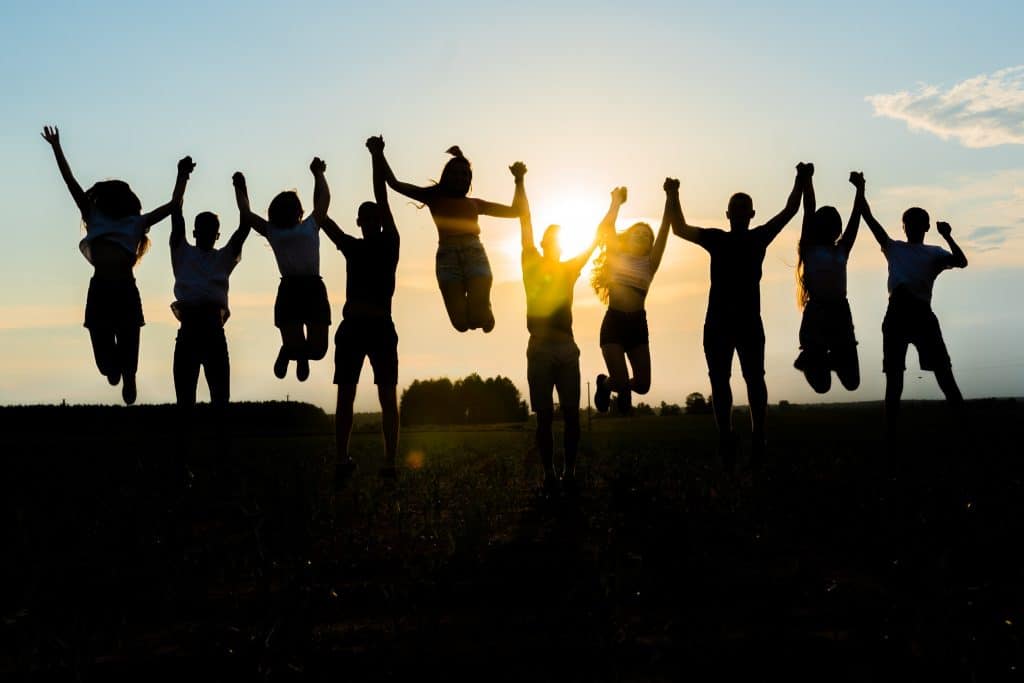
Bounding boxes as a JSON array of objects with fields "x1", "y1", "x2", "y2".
[
  {"x1": 635, "y1": 402, "x2": 656, "y2": 416},
  {"x1": 400, "y1": 374, "x2": 527, "y2": 426},
  {"x1": 659, "y1": 401, "x2": 682, "y2": 416},
  {"x1": 685, "y1": 392, "x2": 712, "y2": 414}
]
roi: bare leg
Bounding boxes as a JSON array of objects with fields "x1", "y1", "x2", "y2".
[
  {"x1": 745, "y1": 374, "x2": 768, "y2": 461},
  {"x1": 335, "y1": 384, "x2": 357, "y2": 462},
  {"x1": 563, "y1": 410, "x2": 581, "y2": 478},
  {"x1": 88, "y1": 327, "x2": 119, "y2": 384},
  {"x1": 377, "y1": 384, "x2": 399, "y2": 469},
  {"x1": 601, "y1": 344, "x2": 630, "y2": 393},
  {"x1": 535, "y1": 408, "x2": 556, "y2": 480},
  {"x1": 305, "y1": 323, "x2": 330, "y2": 361},
  {"x1": 439, "y1": 281, "x2": 470, "y2": 332},
  {"x1": 466, "y1": 275, "x2": 495, "y2": 333},
  {"x1": 117, "y1": 325, "x2": 141, "y2": 405},
  {"x1": 885, "y1": 370, "x2": 904, "y2": 433},
  {"x1": 173, "y1": 329, "x2": 200, "y2": 407},
  {"x1": 625, "y1": 344, "x2": 651, "y2": 394},
  {"x1": 833, "y1": 348, "x2": 860, "y2": 391}
]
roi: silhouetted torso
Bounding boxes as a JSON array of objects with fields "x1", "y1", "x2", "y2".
[
  {"x1": 883, "y1": 240, "x2": 952, "y2": 304},
  {"x1": 698, "y1": 227, "x2": 773, "y2": 323},
  {"x1": 428, "y1": 196, "x2": 481, "y2": 237},
  {"x1": 267, "y1": 217, "x2": 320, "y2": 276},
  {"x1": 522, "y1": 248, "x2": 581, "y2": 343},
  {"x1": 802, "y1": 245, "x2": 848, "y2": 302},
  {"x1": 336, "y1": 231, "x2": 400, "y2": 318}
]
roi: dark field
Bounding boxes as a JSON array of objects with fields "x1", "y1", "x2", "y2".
[{"x1": 2, "y1": 400, "x2": 1023, "y2": 681}]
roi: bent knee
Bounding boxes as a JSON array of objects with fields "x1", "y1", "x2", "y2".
[{"x1": 632, "y1": 380, "x2": 651, "y2": 395}]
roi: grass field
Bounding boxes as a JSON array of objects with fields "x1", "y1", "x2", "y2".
[{"x1": 2, "y1": 400, "x2": 1022, "y2": 681}]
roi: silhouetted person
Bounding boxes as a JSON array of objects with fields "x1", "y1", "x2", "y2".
[
  {"x1": 233, "y1": 160, "x2": 332, "y2": 382},
  {"x1": 668, "y1": 165, "x2": 811, "y2": 466},
  {"x1": 793, "y1": 168, "x2": 864, "y2": 393},
  {"x1": 42, "y1": 125, "x2": 192, "y2": 405},
  {"x1": 169, "y1": 174, "x2": 252, "y2": 408},
  {"x1": 320, "y1": 137, "x2": 401, "y2": 484},
  {"x1": 859, "y1": 182, "x2": 968, "y2": 429},
  {"x1": 514, "y1": 162, "x2": 599, "y2": 494},
  {"x1": 372, "y1": 143, "x2": 521, "y2": 333},
  {"x1": 591, "y1": 186, "x2": 671, "y2": 414}
]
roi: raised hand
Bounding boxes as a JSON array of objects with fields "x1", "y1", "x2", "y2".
[
  {"x1": 178, "y1": 156, "x2": 196, "y2": 177},
  {"x1": 41, "y1": 125, "x2": 61, "y2": 147},
  {"x1": 663, "y1": 177, "x2": 680, "y2": 193},
  {"x1": 309, "y1": 157, "x2": 327, "y2": 175},
  {"x1": 849, "y1": 171, "x2": 865, "y2": 189},
  {"x1": 366, "y1": 135, "x2": 385, "y2": 155},
  {"x1": 611, "y1": 186, "x2": 628, "y2": 205},
  {"x1": 936, "y1": 221, "x2": 953, "y2": 238},
  {"x1": 232, "y1": 172, "x2": 246, "y2": 189},
  {"x1": 509, "y1": 161, "x2": 527, "y2": 182},
  {"x1": 796, "y1": 162, "x2": 815, "y2": 179}
]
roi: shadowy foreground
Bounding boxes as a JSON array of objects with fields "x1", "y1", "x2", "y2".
[{"x1": 1, "y1": 400, "x2": 1022, "y2": 681}]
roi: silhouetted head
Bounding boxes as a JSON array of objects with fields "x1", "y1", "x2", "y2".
[
  {"x1": 268, "y1": 191, "x2": 303, "y2": 229},
  {"x1": 194, "y1": 212, "x2": 220, "y2": 250},
  {"x1": 620, "y1": 222, "x2": 654, "y2": 256},
  {"x1": 902, "y1": 207, "x2": 930, "y2": 243},
  {"x1": 357, "y1": 201, "x2": 382, "y2": 238},
  {"x1": 541, "y1": 224, "x2": 562, "y2": 261},
  {"x1": 726, "y1": 193, "x2": 755, "y2": 231},
  {"x1": 438, "y1": 146, "x2": 472, "y2": 197},
  {"x1": 86, "y1": 180, "x2": 141, "y2": 220},
  {"x1": 810, "y1": 206, "x2": 843, "y2": 246}
]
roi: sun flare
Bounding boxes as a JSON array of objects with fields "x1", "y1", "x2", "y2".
[{"x1": 500, "y1": 191, "x2": 608, "y2": 271}]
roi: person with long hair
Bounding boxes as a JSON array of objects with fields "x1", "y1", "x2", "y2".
[
  {"x1": 591, "y1": 185, "x2": 671, "y2": 414},
  {"x1": 372, "y1": 144, "x2": 520, "y2": 333},
  {"x1": 233, "y1": 159, "x2": 332, "y2": 382},
  {"x1": 793, "y1": 168, "x2": 864, "y2": 393},
  {"x1": 41, "y1": 125, "x2": 193, "y2": 404}
]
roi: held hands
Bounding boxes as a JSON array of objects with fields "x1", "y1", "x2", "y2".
[
  {"x1": 611, "y1": 186, "x2": 628, "y2": 205},
  {"x1": 365, "y1": 135, "x2": 385, "y2": 155},
  {"x1": 232, "y1": 172, "x2": 247, "y2": 190},
  {"x1": 177, "y1": 156, "x2": 196, "y2": 177},
  {"x1": 796, "y1": 162, "x2": 814, "y2": 179},
  {"x1": 309, "y1": 157, "x2": 327, "y2": 175},
  {"x1": 663, "y1": 177, "x2": 680, "y2": 193},
  {"x1": 849, "y1": 171, "x2": 865, "y2": 190},
  {"x1": 41, "y1": 125, "x2": 61, "y2": 147},
  {"x1": 936, "y1": 221, "x2": 953, "y2": 238},
  {"x1": 509, "y1": 161, "x2": 527, "y2": 182}
]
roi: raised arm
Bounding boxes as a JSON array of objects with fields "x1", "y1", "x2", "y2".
[
  {"x1": 225, "y1": 196, "x2": 252, "y2": 258},
  {"x1": 41, "y1": 126, "x2": 88, "y2": 215},
  {"x1": 509, "y1": 162, "x2": 533, "y2": 251},
  {"x1": 310, "y1": 157, "x2": 330, "y2": 224},
  {"x1": 936, "y1": 222, "x2": 969, "y2": 269},
  {"x1": 232, "y1": 172, "x2": 270, "y2": 237},
  {"x1": 318, "y1": 214, "x2": 355, "y2": 252},
  {"x1": 838, "y1": 171, "x2": 865, "y2": 254},
  {"x1": 665, "y1": 178, "x2": 705, "y2": 243},
  {"x1": 649, "y1": 186, "x2": 672, "y2": 276},
  {"x1": 376, "y1": 146, "x2": 434, "y2": 205},
  {"x1": 170, "y1": 205, "x2": 187, "y2": 249},
  {"x1": 598, "y1": 187, "x2": 628, "y2": 245},
  {"x1": 858, "y1": 178, "x2": 891, "y2": 250},
  {"x1": 140, "y1": 156, "x2": 195, "y2": 229},
  {"x1": 367, "y1": 136, "x2": 397, "y2": 235},
  {"x1": 799, "y1": 162, "x2": 816, "y2": 245},
  {"x1": 759, "y1": 163, "x2": 812, "y2": 243}
]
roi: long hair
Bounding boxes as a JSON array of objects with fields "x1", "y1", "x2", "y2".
[
  {"x1": 796, "y1": 206, "x2": 842, "y2": 309},
  {"x1": 437, "y1": 146, "x2": 472, "y2": 196},
  {"x1": 85, "y1": 180, "x2": 149, "y2": 264},
  {"x1": 591, "y1": 222, "x2": 653, "y2": 304}
]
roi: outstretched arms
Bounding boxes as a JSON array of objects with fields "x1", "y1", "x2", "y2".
[
  {"x1": 375, "y1": 145, "x2": 434, "y2": 205},
  {"x1": 799, "y1": 163, "x2": 816, "y2": 245},
  {"x1": 838, "y1": 172, "x2": 865, "y2": 254},
  {"x1": 474, "y1": 171, "x2": 522, "y2": 219},
  {"x1": 760, "y1": 163, "x2": 813, "y2": 243},
  {"x1": 665, "y1": 178, "x2": 705, "y2": 243},
  {"x1": 232, "y1": 172, "x2": 270, "y2": 237},
  {"x1": 367, "y1": 136, "x2": 397, "y2": 235},
  {"x1": 140, "y1": 156, "x2": 195, "y2": 229},
  {"x1": 648, "y1": 183, "x2": 673, "y2": 277},
  {"x1": 598, "y1": 187, "x2": 628, "y2": 245},
  {"x1": 937, "y1": 222, "x2": 969, "y2": 269},
  {"x1": 310, "y1": 157, "x2": 330, "y2": 225},
  {"x1": 41, "y1": 126, "x2": 88, "y2": 215},
  {"x1": 858, "y1": 178, "x2": 891, "y2": 250},
  {"x1": 509, "y1": 162, "x2": 533, "y2": 252}
]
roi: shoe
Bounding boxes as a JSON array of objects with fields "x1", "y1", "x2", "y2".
[
  {"x1": 122, "y1": 374, "x2": 137, "y2": 405},
  {"x1": 273, "y1": 348, "x2": 289, "y2": 379},
  {"x1": 105, "y1": 369, "x2": 121, "y2": 386},
  {"x1": 595, "y1": 374, "x2": 611, "y2": 413},
  {"x1": 615, "y1": 389, "x2": 632, "y2": 415},
  {"x1": 793, "y1": 351, "x2": 808, "y2": 372},
  {"x1": 296, "y1": 358, "x2": 310, "y2": 382},
  {"x1": 334, "y1": 460, "x2": 357, "y2": 490}
]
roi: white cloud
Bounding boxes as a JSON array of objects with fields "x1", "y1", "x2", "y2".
[{"x1": 867, "y1": 66, "x2": 1024, "y2": 148}]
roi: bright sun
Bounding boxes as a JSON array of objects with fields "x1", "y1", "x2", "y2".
[{"x1": 500, "y1": 191, "x2": 607, "y2": 267}]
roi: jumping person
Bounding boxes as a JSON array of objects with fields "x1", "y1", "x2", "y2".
[
  {"x1": 320, "y1": 137, "x2": 401, "y2": 484},
  {"x1": 515, "y1": 162, "x2": 599, "y2": 494},
  {"x1": 168, "y1": 173, "x2": 252, "y2": 407},
  {"x1": 372, "y1": 143, "x2": 520, "y2": 333},
  {"x1": 591, "y1": 186, "x2": 671, "y2": 414},
  {"x1": 668, "y1": 165, "x2": 812, "y2": 466},
  {"x1": 233, "y1": 159, "x2": 332, "y2": 381},
  {"x1": 41, "y1": 125, "x2": 193, "y2": 405},
  {"x1": 793, "y1": 168, "x2": 864, "y2": 393},
  {"x1": 859, "y1": 181, "x2": 968, "y2": 430}
]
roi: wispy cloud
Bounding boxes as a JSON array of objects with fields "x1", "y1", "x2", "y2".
[
  {"x1": 867, "y1": 66, "x2": 1024, "y2": 148},
  {"x1": 968, "y1": 226, "x2": 1012, "y2": 253}
]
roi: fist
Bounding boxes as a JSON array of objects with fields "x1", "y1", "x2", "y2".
[
  {"x1": 509, "y1": 161, "x2": 527, "y2": 181},
  {"x1": 849, "y1": 171, "x2": 865, "y2": 189},
  {"x1": 309, "y1": 157, "x2": 327, "y2": 175},
  {"x1": 663, "y1": 177, "x2": 680, "y2": 193},
  {"x1": 796, "y1": 162, "x2": 814, "y2": 178},
  {"x1": 612, "y1": 186, "x2": 628, "y2": 204},
  {"x1": 232, "y1": 172, "x2": 246, "y2": 188},
  {"x1": 936, "y1": 221, "x2": 952, "y2": 238},
  {"x1": 41, "y1": 125, "x2": 60, "y2": 146},
  {"x1": 366, "y1": 135, "x2": 385, "y2": 154},
  {"x1": 178, "y1": 156, "x2": 196, "y2": 176}
]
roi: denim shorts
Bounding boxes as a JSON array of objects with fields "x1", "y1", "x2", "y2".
[{"x1": 435, "y1": 234, "x2": 493, "y2": 285}]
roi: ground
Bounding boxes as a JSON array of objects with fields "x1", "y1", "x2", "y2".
[{"x1": 2, "y1": 400, "x2": 1022, "y2": 681}]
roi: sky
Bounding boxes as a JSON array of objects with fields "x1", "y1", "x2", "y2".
[{"x1": 1, "y1": 0, "x2": 1023, "y2": 412}]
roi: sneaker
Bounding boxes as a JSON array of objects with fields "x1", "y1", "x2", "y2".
[
  {"x1": 122, "y1": 374, "x2": 137, "y2": 405},
  {"x1": 334, "y1": 460, "x2": 357, "y2": 490},
  {"x1": 296, "y1": 358, "x2": 310, "y2": 382},
  {"x1": 595, "y1": 374, "x2": 611, "y2": 413},
  {"x1": 273, "y1": 348, "x2": 289, "y2": 379}
]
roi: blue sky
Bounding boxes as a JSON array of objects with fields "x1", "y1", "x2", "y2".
[{"x1": 2, "y1": 1, "x2": 1022, "y2": 410}]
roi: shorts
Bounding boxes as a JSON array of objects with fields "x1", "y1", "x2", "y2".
[
  {"x1": 274, "y1": 276, "x2": 331, "y2": 328},
  {"x1": 84, "y1": 276, "x2": 145, "y2": 329},
  {"x1": 796, "y1": 298, "x2": 858, "y2": 369},
  {"x1": 882, "y1": 295, "x2": 951, "y2": 373},
  {"x1": 599, "y1": 309, "x2": 649, "y2": 351},
  {"x1": 435, "y1": 234, "x2": 492, "y2": 284},
  {"x1": 333, "y1": 317, "x2": 399, "y2": 385},
  {"x1": 703, "y1": 315, "x2": 765, "y2": 381},
  {"x1": 526, "y1": 338, "x2": 581, "y2": 413}
]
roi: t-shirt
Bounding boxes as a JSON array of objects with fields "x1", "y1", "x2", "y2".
[
  {"x1": 608, "y1": 251, "x2": 653, "y2": 293},
  {"x1": 522, "y1": 247, "x2": 583, "y2": 341},
  {"x1": 335, "y1": 229, "x2": 400, "y2": 319},
  {"x1": 802, "y1": 245, "x2": 848, "y2": 301},
  {"x1": 171, "y1": 241, "x2": 241, "y2": 315},
  {"x1": 696, "y1": 226, "x2": 774, "y2": 323},
  {"x1": 883, "y1": 240, "x2": 952, "y2": 304},
  {"x1": 266, "y1": 216, "x2": 320, "y2": 276},
  {"x1": 79, "y1": 210, "x2": 148, "y2": 264}
]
